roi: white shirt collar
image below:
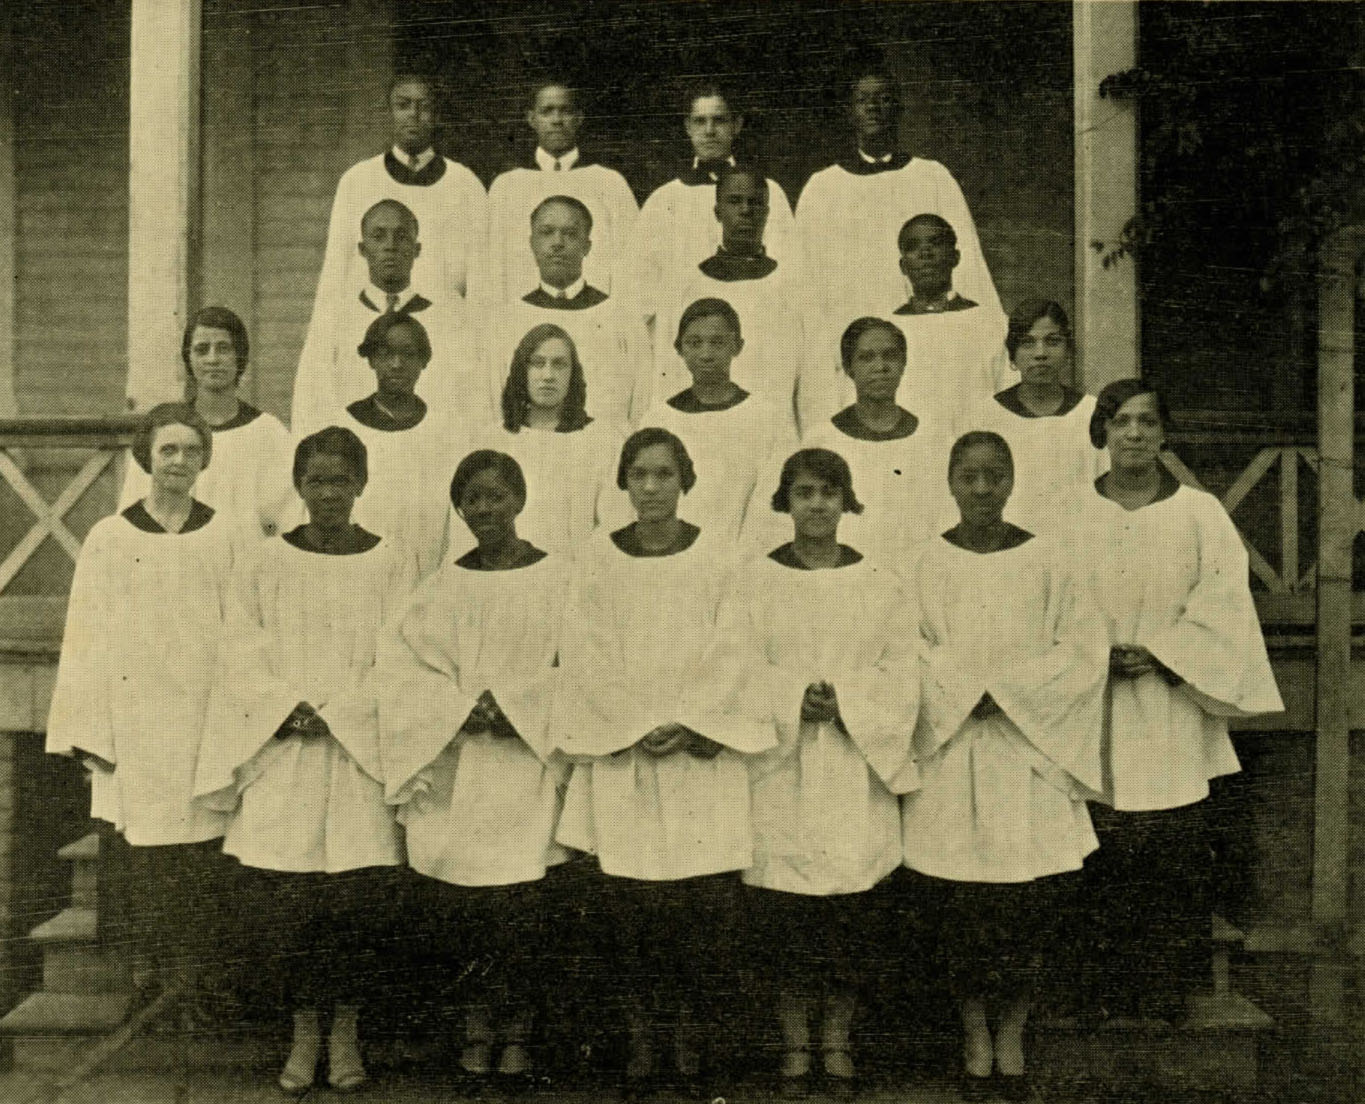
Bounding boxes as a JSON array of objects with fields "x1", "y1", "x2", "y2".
[
  {"x1": 363, "y1": 283, "x2": 417, "y2": 311},
  {"x1": 392, "y1": 146, "x2": 436, "y2": 172},
  {"x1": 540, "y1": 275, "x2": 586, "y2": 300},
  {"x1": 535, "y1": 146, "x2": 580, "y2": 172},
  {"x1": 692, "y1": 154, "x2": 736, "y2": 170},
  {"x1": 858, "y1": 148, "x2": 895, "y2": 164}
]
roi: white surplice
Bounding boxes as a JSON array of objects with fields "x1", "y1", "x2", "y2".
[
  {"x1": 1069, "y1": 483, "x2": 1284, "y2": 811},
  {"x1": 47, "y1": 511, "x2": 235, "y2": 846},
  {"x1": 553, "y1": 528, "x2": 777, "y2": 881},
  {"x1": 901, "y1": 535, "x2": 1108, "y2": 883},
  {"x1": 377, "y1": 554, "x2": 572, "y2": 886},
  {"x1": 741, "y1": 551, "x2": 920, "y2": 896},
  {"x1": 196, "y1": 537, "x2": 415, "y2": 873},
  {"x1": 963, "y1": 390, "x2": 1108, "y2": 537}
]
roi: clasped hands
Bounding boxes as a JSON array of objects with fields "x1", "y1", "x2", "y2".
[
  {"x1": 276, "y1": 702, "x2": 331, "y2": 741},
  {"x1": 801, "y1": 680, "x2": 841, "y2": 725},
  {"x1": 637, "y1": 723, "x2": 723, "y2": 760},
  {"x1": 1110, "y1": 644, "x2": 1182, "y2": 685},
  {"x1": 461, "y1": 690, "x2": 519, "y2": 741}
]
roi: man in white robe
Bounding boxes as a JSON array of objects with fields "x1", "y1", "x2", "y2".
[
  {"x1": 292, "y1": 198, "x2": 469, "y2": 434},
  {"x1": 481, "y1": 81, "x2": 638, "y2": 306},
  {"x1": 310, "y1": 74, "x2": 485, "y2": 310}
]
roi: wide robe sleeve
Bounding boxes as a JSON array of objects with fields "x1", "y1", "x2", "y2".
[
  {"x1": 46, "y1": 524, "x2": 116, "y2": 765},
  {"x1": 1143, "y1": 501, "x2": 1285, "y2": 718}
]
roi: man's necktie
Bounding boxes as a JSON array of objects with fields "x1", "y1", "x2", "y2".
[{"x1": 386, "y1": 292, "x2": 399, "y2": 312}]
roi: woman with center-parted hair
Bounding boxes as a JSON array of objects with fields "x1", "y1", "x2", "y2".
[
  {"x1": 48, "y1": 403, "x2": 236, "y2": 1016},
  {"x1": 377, "y1": 449, "x2": 572, "y2": 1084},
  {"x1": 195, "y1": 426, "x2": 416, "y2": 1094},
  {"x1": 461, "y1": 323, "x2": 620, "y2": 557},
  {"x1": 737, "y1": 447, "x2": 920, "y2": 1095},
  {"x1": 553, "y1": 426, "x2": 776, "y2": 1095}
]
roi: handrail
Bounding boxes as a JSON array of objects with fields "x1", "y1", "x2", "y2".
[{"x1": 0, "y1": 416, "x2": 140, "y2": 448}]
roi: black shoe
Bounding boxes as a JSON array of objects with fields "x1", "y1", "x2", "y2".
[
  {"x1": 960, "y1": 1072, "x2": 994, "y2": 1101},
  {"x1": 995, "y1": 1073, "x2": 1042, "y2": 1103}
]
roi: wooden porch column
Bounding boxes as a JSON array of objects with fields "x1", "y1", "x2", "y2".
[
  {"x1": 0, "y1": 5, "x2": 17, "y2": 418},
  {"x1": 1073, "y1": 0, "x2": 1139, "y2": 392},
  {"x1": 1312, "y1": 226, "x2": 1362, "y2": 1021},
  {"x1": 126, "y1": 0, "x2": 202, "y2": 411}
]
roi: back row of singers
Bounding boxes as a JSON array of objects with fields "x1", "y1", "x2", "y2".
[
  {"x1": 53, "y1": 397, "x2": 1283, "y2": 1097},
  {"x1": 312, "y1": 69, "x2": 997, "y2": 323},
  {"x1": 130, "y1": 297, "x2": 1099, "y2": 579}
]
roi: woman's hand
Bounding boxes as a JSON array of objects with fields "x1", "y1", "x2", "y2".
[
  {"x1": 971, "y1": 692, "x2": 1001, "y2": 719},
  {"x1": 1110, "y1": 644, "x2": 1157, "y2": 678},
  {"x1": 801, "y1": 680, "x2": 840, "y2": 724},
  {"x1": 682, "y1": 730, "x2": 724, "y2": 760},
  {"x1": 277, "y1": 702, "x2": 329, "y2": 740},
  {"x1": 640, "y1": 724, "x2": 689, "y2": 757}
]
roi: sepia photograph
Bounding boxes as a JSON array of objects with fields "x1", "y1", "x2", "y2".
[{"x1": 0, "y1": 2, "x2": 1358, "y2": 1102}]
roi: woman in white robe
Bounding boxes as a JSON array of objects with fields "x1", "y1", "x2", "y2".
[
  {"x1": 963, "y1": 300, "x2": 1107, "y2": 535},
  {"x1": 465, "y1": 324, "x2": 620, "y2": 557},
  {"x1": 120, "y1": 307, "x2": 294, "y2": 543},
  {"x1": 903, "y1": 431, "x2": 1107, "y2": 1100},
  {"x1": 622, "y1": 299, "x2": 794, "y2": 543},
  {"x1": 196, "y1": 427, "x2": 415, "y2": 1094},
  {"x1": 378, "y1": 449, "x2": 570, "y2": 1082},
  {"x1": 748, "y1": 317, "x2": 954, "y2": 570},
  {"x1": 740, "y1": 447, "x2": 919, "y2": 1093},
  {"x1": 554, "y1": 427, "x2": 776, "y2": 1092},
  {"x1": 48, "y1": 403, "x2": 234, "y2": 1007},
  {"x1": 1070, "y1": 379, "x2": 1283, "y2": 1021}
]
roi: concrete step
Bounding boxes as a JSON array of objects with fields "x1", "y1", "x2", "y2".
[
  {"x1": 57, "y1": 833, "x2": 100, "y2": 910},
  {"x1": 0, "y1": 991, "x2": 132, "y2": 1040},
  {"x1": 29, "y1": 906, "x2": 95, "y2": 945}
]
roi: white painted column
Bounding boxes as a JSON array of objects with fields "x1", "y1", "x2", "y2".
[
  {"x1": 1073, "y1": 0, "x2": 1139, "y2": 392},
  {"x1": 0, "y1": 6, "x2": 17, "y2": 418},
  {"x1": 126, "y1": 0, "x2": 201, "y2": 411}
]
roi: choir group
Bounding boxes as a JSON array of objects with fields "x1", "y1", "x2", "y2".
[{"x1": 46, "y1": 67, "x2": 1286, "y2": 1102}]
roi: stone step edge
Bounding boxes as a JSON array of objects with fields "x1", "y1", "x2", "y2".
[
  {"x1": 28, "y1": 907, "x2": 95, "y2": 944},
  {"x1": 0, "y1": 991, "x2": 132, "y2": 1037}
]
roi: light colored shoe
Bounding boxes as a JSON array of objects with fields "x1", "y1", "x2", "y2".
[
  {"x1": 278, "y1": 1009, "x2": 320, "y2": 1095},
  {"x1": 327, "y1": 1004, "x2": 367, "y2": 1093}
]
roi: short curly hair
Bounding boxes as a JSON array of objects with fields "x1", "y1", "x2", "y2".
[
  {"x1": 181, "y1": 306, "x2": 249, "y2": 384},
  {"x1": 771, "y1": 448, "x2": 863, "y2": 514},
  {"x1": 130, "y1": 403, "x2": 213, "y2": 475},
  {"x1": 616, "y1": 427, "x2": 697, "y2": 494},
  {"x1": 292, "y1": 426, "x2": 368, "y2": 490},
  {"x1": 1089, "y1": 378, "x2": 1173, "y2": 449},
  {"x1": 450, "y1": 449, "x2": 528, "y2": 510}
]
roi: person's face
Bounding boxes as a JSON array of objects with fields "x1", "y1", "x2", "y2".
[
  {"x1": 714, "y1": 172, "x2": 768, "y2": 248},
  {"x1": 527, "y1": 85, "x2": 582, "y2": 156},
  {"x1": 148, "y1": 423, "x2": 206, "y2": 496},
  {"x1": 297, "y1": 451, "x2": 364, "y2": 530},
  {"x1": 846, "y1": 328, "x2": 905, "y2": 403},
  {"x1": 851, "y1": 75, "x2": 899, "y2": 143},
  {"x1": 1012, "y1": 316, "x2": 1071, "y2": 388},
  {"x1": 367, "y1": 323, "x2": 427, "y2": 396},
  {"x1": 787, "y1": 470, "x2": 844, "y2": 542},
  {"x1": 457, "y1": 468, "x2": 524, "y2": 546},
  {"x1": 898, "y1": 221, "x2": 959, "y2": 292},
  {"x1": 359, "y1": 206, "x2": 420, "y2": 291},
  {"x1": 626, "y1": 442, "x2": 684, "y2": 523},
  {"x1": 949, "y1": 442, "x2": 1013, "y2": 528},
  {"x1": 685, "y1": 95, "x2": 741, "y2": 161},
  {"x1": 1105, "y1": 392, "x2": 1165, "y2": 472},
  {"x1": 187, "y1": 325, "x2": 239, "y2": 395},
  {"x1": 390, "y1": 80, "x2": 436, "y2": 153},
  {"x1": 530, "y1": 203, "x2": 591, "y2": 287},
  {"x1": 675, "y1": 314, "x2": 743, "y2": 384},
  {"x1": 525, "y1": 336, "x2": 574, "y2": 413}
]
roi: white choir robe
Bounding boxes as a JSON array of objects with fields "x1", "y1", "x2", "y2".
[
  {"x1": 605, "y1": 394, "x2": 793, "y2": 543},
  {"x1": 301, "y1": 405, "x2": 464, "y2": 579},
  {"x1": 481, "y1": 161, "x2": 639, "y2": 306},
  {"x1": 195, "y1": 537, "x2": 414, "y2": 873},
  {"x1": 650, "y1": 264, "x2": 812, "y2": 436},
  {"x1": 902, "y1": 535, "x2": 1109, "y2": 883},
  {"x1": 377, "y1": 554, "x2": 572, "y2": 886},
  {"x1": 312, "y1": 152, "x2": 487, "y2": 309},
  {"x1": 457, "y1": 421, "x2": 621, "y2": 558},
  {"x1": 119, "y1": 407, "x2": 295, "y2": 544},
  {"x1": 741, "y1": 551, "x2": 921, "y2": 896},
  {"x1": 291, "y1": 291, "x2": 472, "y2": 436},
  {"x1": 745, "y1": 413, "x2": 956, "y2": 573},
  {"x1": 795, "y1": 157, "x2": 1000, "y2": 329},
  {"x1": 481, "y1": 296, "x2": 651, "y2": 427},
  {"x1": 46, "y1": 511, "x2": 235, "y2": 845},
  {"x1": 1069, "y1": 483, "x2": 1284, "y2": 811},
  {"x1": 554, "y1": 528, "x2": 777, "y2": 880},
  {"x1": 963, "y1": 389, "x2": 1108, "y2": 537},
  {"x1": 626, "y1": 175, "x2": 796, "y2": 319}
]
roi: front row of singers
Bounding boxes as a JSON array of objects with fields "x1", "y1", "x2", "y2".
[{"x1": 51, "y1": 382, "x2": 1283, "y2": 1099}]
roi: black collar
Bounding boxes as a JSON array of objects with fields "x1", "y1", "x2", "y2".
[
  {"x1": 941, "y1": 523, "x2": 1035, "y2": 553},
  {"x1": 383, "y1": 149, "x2": 448, "y2": 187},
  {"x1": 768, "y1": 542, "x2": 863, "y2": 570},
  {"x1": 121, "y1": 499, "x2": 215, "y2": 534},
  {"x1": 359, "y1": 289, "x2": 433, "y2": 314},
  {"x1": 677, "y1": 159, "x2": 732, "y2": 187},
  {"x1": 1096, "y1": 465, "x2": 1182, "y2": 508},
  {"x1": 994, "y1": 384, "x2": 1084, "y2": 419},
  {"x1": 522, "y1": 284, "x2": 609, "y2": 310},
  {"x1": 205, "y1": 401, "x2": 263, "y2": 432},
  {"x1": 893, "y1": 295, "x2": 979, "y2": 316},
  {"x1": 830, "y1": 405, "x2": 919, "y2": 442},
  {"x1": 454, "y1": 543, "x2": 549, "y2": 571},
  {"x1": 610, "y1": 520, "x2": 701, "y2": 558},
  {"x1": 282, "y1": 525, "x2": 382, "y2": 555},
  {"x1": 835, "y1": 151, "x2": 912, "y2": 176},
  {"x1": 698, "y1": 248, "x2": 777, "y2": 283},
  {"x1": 346, "y1": 394, "x2": 428, "y2": 432},
  {"x1": 666, "y1": 385, "x2": 750, "y2": 414}
]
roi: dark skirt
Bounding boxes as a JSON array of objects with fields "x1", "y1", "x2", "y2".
[{"x1": 745, "y1": 881, "x2": 890, "y2": 995}]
